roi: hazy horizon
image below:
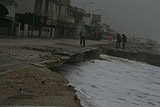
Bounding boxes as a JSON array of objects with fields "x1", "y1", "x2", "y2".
[{"x1": 71, "y1": 0, "x2": 160, "y2": 42}]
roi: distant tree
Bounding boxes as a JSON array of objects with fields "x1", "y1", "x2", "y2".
[{"x1": 0, "y1": 3, "x2": 8, "y2": 17}]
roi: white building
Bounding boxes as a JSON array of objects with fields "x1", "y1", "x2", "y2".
[
  {"x1": 47, "y1": 1, "x2": 59, "y2": 26},
  {"x1": 83, "y1": 13, "x2": 92, "y2": 26},
  {"x1": 45, "y1": 0, "x2": 59, "y2": 38}
]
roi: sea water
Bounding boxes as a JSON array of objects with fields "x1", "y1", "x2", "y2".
[{"x1": 60, "y1": 55, "x2": 160, "y2": 107}]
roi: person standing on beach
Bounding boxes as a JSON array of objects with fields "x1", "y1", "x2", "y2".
[
  {"x1": 122, "y1": 34, "x2": 127, "y2": 49},
  {"x1": 116, "y1": 33, "x2": 121, "y2": 49},
  {"x1": 80, "y1": 26, "x2": 87, "y2": 46}
]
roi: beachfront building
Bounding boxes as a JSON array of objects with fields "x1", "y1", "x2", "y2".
[
  {"x1": 74, "y1": 7, "x2": 86, "y2": 38},
  {"x1": 47, "y1": 0, "x2": 59, "y2": 38},
  {"x1": 56, "y1": 0, "x2": 71, "y2": 38},
  {"x1": 83, "y1": 13, "x2": 92, "y2": 26},
  {"x1": 89, "y1": 14, "x2": 102, "y2": 40},
  {"x1": 16, "y1": 0, "x2": 59, "y2": 37}
]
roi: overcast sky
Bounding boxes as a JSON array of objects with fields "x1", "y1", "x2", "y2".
[{"x1": 71, "y1": 0, "x2": 160, "y2": 41}]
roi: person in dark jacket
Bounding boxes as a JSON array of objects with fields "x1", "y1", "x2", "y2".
[
  {"x1": 116, "y1": 33, "x2": 121, "y2": 49},
  {"x1": 122, "y1": 34, "x2": 127, "y2": 49}
]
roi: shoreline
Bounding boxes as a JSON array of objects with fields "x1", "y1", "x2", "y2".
[{"x1": 0, "y1": 38, "x2": 160, "y2": 106}]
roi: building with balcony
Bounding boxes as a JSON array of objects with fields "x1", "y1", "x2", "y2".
[
  {"x1": 15, "y1": 0, "x2": 59, "y2": 37},
  {"x1": 56, "y1": 0, "x2": 75, "y2": 38}
]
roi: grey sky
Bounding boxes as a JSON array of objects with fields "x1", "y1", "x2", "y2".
[{"x1": 71, "y1": 0, "x2": 160, "y2": 41}]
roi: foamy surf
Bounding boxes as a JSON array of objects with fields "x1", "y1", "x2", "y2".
[{"x1": 60, "y1": 55, "x2": 160, "y2": 107}]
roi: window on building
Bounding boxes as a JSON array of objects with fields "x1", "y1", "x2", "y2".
[
  {"x1": 36, "y1": 27, "x2": 38, "y2": 31},
  {"x1": 28, "y1": 26, "x2": 31, "y2": 30},
  {"x1": 20, "y1": 24, "x2": 24, "y2": 30}
]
